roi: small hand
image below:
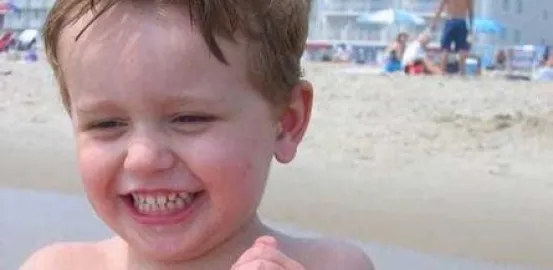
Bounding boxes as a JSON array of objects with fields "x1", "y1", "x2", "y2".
[
  {"x1": 231, "y1": 236, "x2": 305, "y2": 270},
  {"x1": 467, "y1": 32, "x2": 475, "y2": 43},
  {"x1": 429, "y1": 24, "x2": 437, "y2": 32}
]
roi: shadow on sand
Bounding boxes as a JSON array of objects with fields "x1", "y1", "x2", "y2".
[{"x1": 0, "y1": 188, "x2": 540, "y2": 270}]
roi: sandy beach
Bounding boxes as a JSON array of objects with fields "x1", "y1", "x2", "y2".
[{"x1": 1, "y1": 59, "x2": 552, "y2": 269}]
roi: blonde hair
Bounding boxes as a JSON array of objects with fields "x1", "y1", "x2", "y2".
[{"x1": 43, "y1": 0, "x2": 312, "y2": 112}]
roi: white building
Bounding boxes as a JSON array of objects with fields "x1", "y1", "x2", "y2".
[
  {"x1": 309, "y1": 0, "x2": 396, "y2": 43},
  {"x1": 0, "y1": 0, "x2": 54, "y2": 32},
  {"x1": 479, "y1": 0, "x2": 553, "y2": 45},
  {"x1": 1, "y1": 0, "x2": 551, "y2": 46},
  {"x1": 309, "y1": 0, "x2": 553, "y2": 46},
  {"x1": 308, "y1": 0, "x2": 441, "y2": 43}
]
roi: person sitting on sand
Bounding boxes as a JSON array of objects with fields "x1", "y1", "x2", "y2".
[
  {"x1": 19, "y1": 0, "x2": 374, "y2": 270},
  {"x1": 533, "y1": 54, "x2": 553, "y2": 81},
  {"x1": 492, "y1": 49, "x2": 507, "y2": 71},
  {"x1": 402, "y1": 31, "x2": 443, "y2": 75},
  {"x1": 540, "y1": 45, "x2": 550, "y2": 66},
  {"x1": 384, "y1": 32, "x2": 409, "y2": 73}
]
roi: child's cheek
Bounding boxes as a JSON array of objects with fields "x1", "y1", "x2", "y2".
[
  {"x1": 77, "y1": 140, "x2": 122, "y2": 207},
  {"x1": 180, "y1": 133, "x2": 271, "y2": 211}
]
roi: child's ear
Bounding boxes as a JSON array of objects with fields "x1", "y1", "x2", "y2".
[{"x1": 274, "y1": 80, "x2": 313, "y2": 164}]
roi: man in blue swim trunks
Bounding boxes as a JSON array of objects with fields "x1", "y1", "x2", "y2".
[{"x1": 430, "y1": 0, "x2": 474, "y2": 75}]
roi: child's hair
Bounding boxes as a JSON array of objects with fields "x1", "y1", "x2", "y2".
[{"x1": 43, "y1": 0, "x2": 312, "y2": 112}]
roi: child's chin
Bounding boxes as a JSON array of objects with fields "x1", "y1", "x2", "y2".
[
  {"x1": 133, "y1": 236, "x2": 214, "y2": 262},
  {"x1": 145, "y1": 249, "x2": 192, "y2": 263}
]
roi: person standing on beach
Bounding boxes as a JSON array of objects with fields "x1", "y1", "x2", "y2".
[{"x1": 430, "y1": 0, "x2": 474, "y2": 75}]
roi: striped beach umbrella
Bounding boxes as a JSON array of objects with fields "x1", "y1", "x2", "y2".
[
  {"x1": 473, "y1": 18, "x2": 504, "y2": 34},
  {"x1": 357, "y1": 8, "x2": 426, "y2": 26},
  {"x1": 0, "y1": 0, "x2": 21, "y2": 15}
]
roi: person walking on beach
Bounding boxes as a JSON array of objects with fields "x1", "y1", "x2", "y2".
[{"x1": 430, "y1": 0, "x2": 474, "y2": 75}]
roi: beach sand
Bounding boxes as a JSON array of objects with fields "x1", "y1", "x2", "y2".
[{"x1": 1, "y1": 59, "x2": 552, "y2": 269}]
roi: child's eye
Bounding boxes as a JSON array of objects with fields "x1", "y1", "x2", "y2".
[
  {"x1": 87, "y1": 120, "x2": 126, "y2": 130},
  {"x1": 171, "y1": 115, "x2": 215, "y2": 123}
]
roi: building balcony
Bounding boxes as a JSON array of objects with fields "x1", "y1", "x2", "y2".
[
  {"x1": 7, "y1": 0, "x2": 54, "y2": 9},
  {"x1": 317, "y1": 1, "x2": 440, "y2": 18},
  {"x1": 402, "y1": 1, "x2": 438, "y2": 16},
  {"x1": 319, "y1": 1, "x2": 391, "y2": 16},
  {"x1": 2, "y1": 8, "x2": 49, "y2": 30}
]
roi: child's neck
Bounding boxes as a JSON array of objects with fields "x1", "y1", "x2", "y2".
[{"x1": 124, "y1": 215, "x2": 273, "y2": 270}]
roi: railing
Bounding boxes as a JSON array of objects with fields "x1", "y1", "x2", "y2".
[
  {"x1": 316, "y1": 0, "x2": 439, "y2": 16},
  {"x1": 309, "y1": 24, "x2": 385, "y2": 42},
  {"x1": 6, "y1": 0, "x2": 54, "y2": 9},
  {"x1": 320, "y1": 0, "x2": 392, "y2": 14},
  {"x1": 402, "y1": 1, "x2": 438, "y2": 14},
  {"x1": 3, "y1": 9, "x2": 48, "y2": 30}
]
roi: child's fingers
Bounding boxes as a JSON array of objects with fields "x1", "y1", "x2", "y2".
[
  {"x1": 232, "y1": 260, "x2": 294, "y2": 270},
  {"x1": 232, "y1": 241, "x2": 304, "y2": 270},
  {"x1": 254, "y1": 235, "x2": 278, "y2": 248}
]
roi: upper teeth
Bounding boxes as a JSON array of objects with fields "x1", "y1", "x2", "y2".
[
  {"x1": 132, "y1": 192, "x2": 193, "y2": 214},
  {"x1": 133, "y1": 192, "x2": 191, "y2": 204}
]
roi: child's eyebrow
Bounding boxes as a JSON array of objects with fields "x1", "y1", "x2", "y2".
[
  {"x1": 74, "y1": 95, "x2": 226, "y2": 115},
  {"x1": 74, "y1": 100, "x2": 123, "y2": 115},
  {"x1": 163, "y1": 96, "x2": 226, "y2": 108}
]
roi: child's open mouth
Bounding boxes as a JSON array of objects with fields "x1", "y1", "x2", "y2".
[
  {"x1": 131, "y1": 192, "x2": 196, "y2": 215},
  {"x1": 122, "y1": 190, "x2": 205, "y2": 224}
]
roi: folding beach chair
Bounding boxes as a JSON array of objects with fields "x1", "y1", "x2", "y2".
[
  {"x1": 0, "y1": 32, "x2": 15, "y2": 52},
  {"x1": 505, "y1": 45, "x2": 541, "y2": 80}
]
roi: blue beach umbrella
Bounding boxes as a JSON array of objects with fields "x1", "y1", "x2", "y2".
[
  {"x1": 357, "y1": 8, "x2": 426, "y2": 26},
  {"x1": 472, "y1": 18, "x2": 504, "y2": 34}
]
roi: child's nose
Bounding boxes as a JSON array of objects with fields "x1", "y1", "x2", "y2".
[{"x1": 124, "y1": 138, "x2": 175, "y2": 176}]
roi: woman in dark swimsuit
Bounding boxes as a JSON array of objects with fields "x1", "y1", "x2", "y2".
[{"x1": 385, "y1": 32, "x2": 409, "y2": 72}]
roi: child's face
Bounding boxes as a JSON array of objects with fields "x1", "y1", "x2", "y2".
[
  {"x1": 398, "y1": 33, "x2": 408, "y2": 43},
  {"x1": 57, "y1": 4, "x2": 308, "y2": 261}
]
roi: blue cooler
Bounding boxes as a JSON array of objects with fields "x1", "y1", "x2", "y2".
[{"x1": 465, "y1": 58, "x2": 479, "y2": 76}]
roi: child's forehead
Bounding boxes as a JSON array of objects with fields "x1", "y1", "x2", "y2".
[
  {"x1": 55, "y1": 3, "x2": 262, "y2": 109},
  {"x1": 59, "y1": 4, "x2": 200, "y2": 53},
  {"x1": 57, "y1": 3, "x2": 250, "y2": 80}
]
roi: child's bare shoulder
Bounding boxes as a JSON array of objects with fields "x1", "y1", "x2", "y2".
[
  {"x1": 284, "y1": 236, "x2": 374, "y2": 270},
  {"x1": 19, "y1": 239, "x2": 114, "y2": 270}
]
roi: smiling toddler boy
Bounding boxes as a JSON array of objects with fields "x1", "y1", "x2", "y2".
[{"x1": 20, "y1": 0, "x2": 373, "y2": 269}]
